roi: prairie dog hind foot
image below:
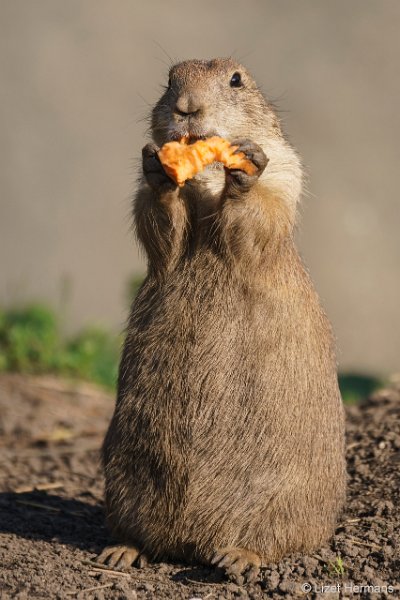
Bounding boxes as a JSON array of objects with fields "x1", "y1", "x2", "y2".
[
  {"x1": 211, "y1": 546, "x2": 262, "y2": 584},
  {"x1": 97, "y1": 544, "x2": 148, "y2": 570}
]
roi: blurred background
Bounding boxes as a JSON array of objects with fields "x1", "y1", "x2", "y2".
[{"x1": 1, "y1": 0, "x2": 399, "y2": 399}]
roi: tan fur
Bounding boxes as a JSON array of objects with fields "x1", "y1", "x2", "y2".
[{"x1": 102, "y1": 58, "x2": 346, "y2": 569}]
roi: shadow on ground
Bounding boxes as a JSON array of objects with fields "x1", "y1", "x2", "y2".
[{"x1": 0, "y1": 491, "x2": 107, "y2": 553}]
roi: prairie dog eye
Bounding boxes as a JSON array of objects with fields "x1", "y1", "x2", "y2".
[{"x1": 230, "y1": 72, "x2": 243, "y2": 88}]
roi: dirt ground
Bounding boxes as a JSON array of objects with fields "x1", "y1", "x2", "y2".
[{"x1": 0, "y1": 374, "x2": 399, "y2": 599}]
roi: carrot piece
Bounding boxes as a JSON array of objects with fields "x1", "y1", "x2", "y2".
[{"x1": 158, "y1": 136, "x2": 257, "y2": 187}]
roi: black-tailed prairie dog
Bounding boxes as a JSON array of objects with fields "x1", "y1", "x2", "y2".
[{"x1": 99, "y1": 58, "x2": 346, "y2": 583}]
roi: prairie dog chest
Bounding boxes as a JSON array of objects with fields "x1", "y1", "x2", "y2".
[{"x1": 181, "y1": 164, "x2": 226, "y2": 214}]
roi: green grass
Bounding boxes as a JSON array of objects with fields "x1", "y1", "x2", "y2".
[
  {"x1": 338, "y1": 373, "x2": 383, "y2": 405},
  {"x1": 0, "y1": 304, "x2": 120, "y2": 390},
  {"x1": 324, "y1": 555, "x2": 346, "y2": 577}
]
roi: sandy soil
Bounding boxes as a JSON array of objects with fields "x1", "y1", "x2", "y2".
[{"x1": 0, "y1": 374, "x2": 399, "y2": 599}]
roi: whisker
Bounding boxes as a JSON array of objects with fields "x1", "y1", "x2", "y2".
[{"x1": 151, "y1": 40, "x2": 176, "y2": 67}]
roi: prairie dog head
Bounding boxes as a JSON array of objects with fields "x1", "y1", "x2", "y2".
[
  {"x1": 151, "y1": 58, "x2": 302, "y2": 213},
  {"x1": 152, "y1": 58, "x2": 279, "y2": 147}
]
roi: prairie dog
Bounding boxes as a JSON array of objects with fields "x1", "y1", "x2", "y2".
[{"x1": 99, "y1": 58, "x2": 346, "y2": 583}]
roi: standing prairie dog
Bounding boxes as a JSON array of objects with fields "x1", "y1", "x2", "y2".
[{"x1": 99, "y1": 58, "x2": 346, "y2": 583}]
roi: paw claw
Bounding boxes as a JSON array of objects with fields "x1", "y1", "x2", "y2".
[
  {"x1": 211, "y1": 552, "x2": 223, "y2": 565},
  {"x1": 97, "y1": 545, "x2": 145, "y2": 570},
  {"x1": 138, "y1": 554, "x2": 148, "y2": 568},
  {"x1": 218, "y1": 554, "x2": 236, "y2": 568},
  {"x1": 211, "y1": 546, "x2": 261, "y2": 584},
  {"x1": 230, "y1": 138, "x2": 268, "y2": 174},
  {"x1": 245, "y1": 565, "x2": 260, "y2": 584},
  {"x1": 142, "y1": 143, "x2": 176, "y2": 191}
]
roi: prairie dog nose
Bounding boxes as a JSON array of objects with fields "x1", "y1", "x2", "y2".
[{"x1": 174, "y1": 94, "x2": 203, "y2": 117}]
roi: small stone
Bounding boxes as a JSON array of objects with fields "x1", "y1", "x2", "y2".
[
  {"x1": 342, "y1": 541, "x2": 359, "y2": 558},
  {"x1": 301, "y1": 556, "x2": 319, "y2": 574},
  {"x1": 371, "y1": 578, "x2": 386, "y2": 587},
  {"x1": 383, "y1": 544, "x2": 394, "y2": 556},
  {"x1": 362, "y1": 565, "x2": 375, "y2": 580},
  {"x1": 113, "y1": 581, "x2": 138, "y2": 600},
  {"x1": 156, "y1": 563, "x2": 170, "y2": 573},
  {"x1": 237, "y1": 591, "x2": 250, "y2": 599},
  {"x1": 278, "y1": 578, "x2": 296, "y2": 594},
  {"x1": 263, "y1": 570, "x2": 280, "y2": 590}
]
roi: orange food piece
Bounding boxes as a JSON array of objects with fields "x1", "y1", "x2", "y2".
[{"x1": 158, "y1": 136, "x2": 257, "y2": 187}]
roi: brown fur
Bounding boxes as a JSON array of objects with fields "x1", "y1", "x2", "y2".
[{"x1": 101, "y1": 58, "x2": 346, "y2": 571}]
